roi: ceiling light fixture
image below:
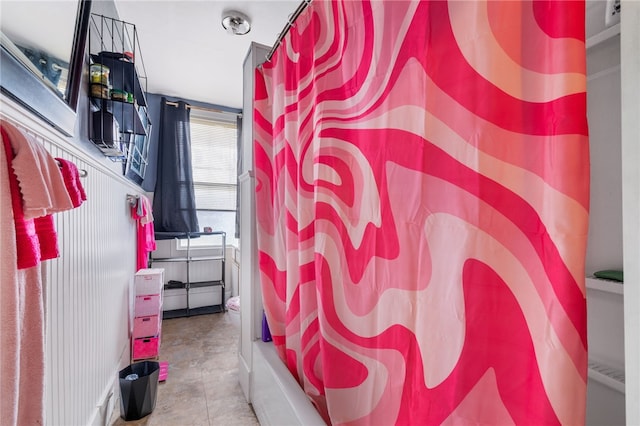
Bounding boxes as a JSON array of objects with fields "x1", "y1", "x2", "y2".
[{"x1": 221, "y1": 11, "x2": 251, "y2": 36}]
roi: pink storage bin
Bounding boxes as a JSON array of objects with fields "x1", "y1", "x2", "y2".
[
  {"x1": 159, "y1": 361, "x2": 169, "y2": 382},
  {"x1": 135, "y1": 294, "x2": 161, "y2": 317},
  {"x1": 134, "y1": 269, "x2": 164, "y2": 295},
  {"x1": 132, "y1": 315, "x2": 160, "y2": 338},
  {"x1": 132, "y1": 336, "x2": 159, "y2": 360}
]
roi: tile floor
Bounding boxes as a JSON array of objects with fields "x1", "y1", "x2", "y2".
[{"x1": 111, "y1": 312, "x2": 259, "y2": 426}]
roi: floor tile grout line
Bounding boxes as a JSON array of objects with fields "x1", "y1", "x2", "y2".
[{"x1": 200, "y1": 369, "x2": 212, "y2": 426}]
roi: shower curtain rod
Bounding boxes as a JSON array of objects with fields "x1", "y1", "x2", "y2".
[
  {"x1": 164, "y1": 101, "x2": 242, "y2": 117},
  {"x1": 266, "y1": 0, "x2": 312, "y2": 62}
]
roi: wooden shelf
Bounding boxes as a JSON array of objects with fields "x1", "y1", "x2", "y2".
[
  {"x1": 152, "y1": 256, "x2": 225, "y2": 263},
  {"x1": 90, "y1": 53, "x2": 147, "y2": 107},
  {"x1": 588, "y1": 361, "x2": 625, "y2": 394},
  {"x1": 586, "y1": 277, "x2": 623, "y2": 295},
  {"x1": 155, "y1": 231, "x2": 227, "y2": 238},
  {"x1": 88, "y1": 15, "x2": 151, "y2": 172},
  {"x1": 190, "y1": 280, "x2": 224, "y2": 288},
  {"x1": 90, "y1": 97, "x2": 148, "y2": 136},
  {"x1": 587, "y1": 23, "x2": 621, "y2": 49},
  {"x1": 162, "y1": 305, "x2": 223, "y2": 320}
]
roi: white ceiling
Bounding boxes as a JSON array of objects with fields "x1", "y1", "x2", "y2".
[
  {"x1": 1, "y1": 0, "x2": 612, "y2": 111},
  {"x1": 114, "y1": 0, "x2": 301, "y2": 110}
]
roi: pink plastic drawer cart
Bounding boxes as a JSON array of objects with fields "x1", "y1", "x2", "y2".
[
  {"x1": 132, "y1": 336, "x2": 160, "y2": 360},
  {"x1": 132, "y1": 269, "x2": 164, "y2": 361},
  {"x1": 134, "y1": 268, "x2": 164, "y2": 296},
  {"x1": 132, "y1": 315, "x2": 160, "y2": 339},
  {"x1": 134, "y1": 294, "x2": 162, "y2": 317}
]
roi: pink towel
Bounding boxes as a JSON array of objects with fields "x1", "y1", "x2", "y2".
[
  {"x1": 140, "y1": 195, "x2": 154, "y2": 225},
  {"x1": 55, "y1": 157, "x2": 87, "y2": 207},
  {"x1": 0, "y1": 125, "x2": 45, "y2": 425},
  {"x1": 1, "y1": 125, "x2": 60, "y2": 268},
  {"x1": 2, "y1": 126, "x2": 42, "y2": 268},
  {"x1": 2, "y1": 120, "x2": 73, "y2": 219},
  {"x1": 35, "y1": 215, "x2": 60, "y2": 261},
  {"x1": 131, "y1": 195, "x2": 156, "y2": 270}
]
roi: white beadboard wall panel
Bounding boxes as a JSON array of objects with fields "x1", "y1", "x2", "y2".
[
  {"x1": 1, "y1": 96, "x2": 143, "y2": 426},
  {"x1": 44, "y1": 141, "x2": 137, "y2": 426}
]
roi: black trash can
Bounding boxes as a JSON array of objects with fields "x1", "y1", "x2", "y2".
[{"x1": 118, "y1": 361, "x2": 160, "y2": 420}]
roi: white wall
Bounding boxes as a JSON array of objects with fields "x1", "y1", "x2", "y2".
[
  {"x1": 1, "y1": 95, "x2": 143, "y2": 426},
  {"x1": 238, "y1": 42, "x2": 270, "y2": 402}
]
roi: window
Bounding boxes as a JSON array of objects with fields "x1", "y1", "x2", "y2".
[{"x1": 187, "y1": 110, "x2": 239, "y2": 247}]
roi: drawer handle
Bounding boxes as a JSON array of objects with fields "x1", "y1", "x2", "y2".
[
  {"x1": 142, "y1": 318, "x2": 150, "y2": 322},
  {"x1": 143, "y1": 297, "x2": 151, "y2": 301},
  {"x1": 143, "y1": 339, "x2": 150, "y2": 343}
]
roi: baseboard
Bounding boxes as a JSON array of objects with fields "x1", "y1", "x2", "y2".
[
  {"x1": 89, "y1": 341, "x2": 130, "y2": 425},
  {"x1": 88, "y1": 366, "x2": 120, "y2": 425},
  {"x1": 239, "y1": 351, "x2": 252, "y2": 402}
]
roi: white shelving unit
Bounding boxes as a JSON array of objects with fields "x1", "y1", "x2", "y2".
[
  {"x1": 588, "y1": 361, "x2": 625, "y2": 394},
  {"x1": 151, "y1": 231, "x2": 226, "y2": 318},
  {"x1": 586, "y1": 23, "x2": 620, "y2": 49},
  {"x1": 586, "y1": 277, "x2": 624, "y2": 295},
  {"x1": 585, "y1": 276, "x2": 624, "y2": 377},
  {"x1": 585, "y1": 3, "x2": 626, "y2": 423}
]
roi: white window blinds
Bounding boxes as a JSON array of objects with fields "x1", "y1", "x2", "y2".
[{"x1": 190, "y1": 116, "x2": 237, "y2": 211}]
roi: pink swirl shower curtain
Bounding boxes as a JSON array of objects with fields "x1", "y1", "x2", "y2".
[{"x1": 254, "y1": 1, "x2": 589, "y2": 424}]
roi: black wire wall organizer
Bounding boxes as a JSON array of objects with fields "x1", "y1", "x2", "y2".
[{"x1": 87, "y1": 13, "x2": 151, "y2": 180}]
